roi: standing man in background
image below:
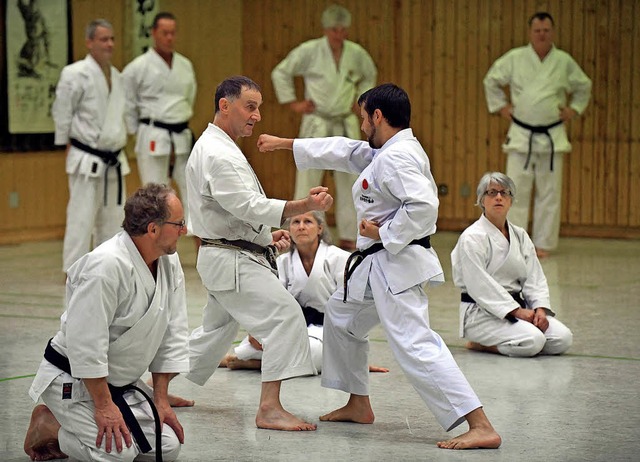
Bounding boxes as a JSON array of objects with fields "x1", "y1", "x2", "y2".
[
  {"x1": 52, "y1": 19, "x2": 129, "y2": 274},
  {"x1": 123, "y1": 12, "x2": 197, "y2": 227},
  {"x1": 483, "y1": 11, "x2": 591, "y2": 258},
  {"x1": 271, "y1": 4, "x2": 377, "y2": 251}
]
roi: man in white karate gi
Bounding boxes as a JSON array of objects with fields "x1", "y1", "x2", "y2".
[
  {"x1": 123, "y1": 12, "x2": 196, "y2": 225},
  {"x1": 24, "y1": 183, "x2": 190, "y2": 462},
  {"x1": 185, "y1": 76, "x2": 333, "y2": 431},
  {"x1": 53, "y1": 19, "x2": 130, "y2": 273},
  {"x1": 483, "y1": 11, "x2": 592, "y2": 258},
  {"x1": 257, "y1": 83, "x2": 501, "y2": 449},
  {"x1": 271, "y1": 4, "x2": 377, "y2": 250}
]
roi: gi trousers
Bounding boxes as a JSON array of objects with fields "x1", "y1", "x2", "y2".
[
  {"x1": 506, "y1": 151, "x2": 564, "y2": 251},
  {"x1": 41, "y1": 374, "x2": 180, "y2": 462},
  {"x1": 322, "y1": 258, "x2": 482, "y2": 431}
]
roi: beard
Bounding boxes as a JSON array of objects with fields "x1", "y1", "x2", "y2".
[{"x1": 367, "y1": 125, "x2": 379, "y2": 149}]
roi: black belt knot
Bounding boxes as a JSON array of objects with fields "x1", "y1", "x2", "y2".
[
  {"x1": 43, "y1": 339, "x2": 163, "y2": 461},
  {"x1": 511, "y1": 116, "x2": 563, "y2": 171},
  {"x1": 460, "y1": 291, "x2": 525, "y2": 323},
  {"x1": 70, "y1": 138, "x2": 124, "y2": 205},
  {"x1": 200, "y1": 238, "x2": 278, "y2": 271},
  {"x1": 139, "y1": 118, "x2": 189, "y2": 133},
  {"x1": 343, "y1": 235, "x2": 431, "y2": 303}
]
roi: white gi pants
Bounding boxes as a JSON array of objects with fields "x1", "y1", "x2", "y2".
[
  {"x1": 187, "y1": 252, "x2": 316, "y2": 385},
  {"x1": 136, "y1": 149, "x2": 189, "y2": 227},
  {"x1": 506, "y1": 151, "x2": 564, "y2": 251},
  {"x1": 322, "y1": 258, "x2": 482, "y2": 432},
  {"x1": 41, "y1": 374, "x2": 180, "y2": 462},
  {"x1": 234, "y1": 324, "x2": 324, "y2": 372},
  {"x1": 63, "y1": 165, "x2": 125, "y2": 272},
  {"x1": 462, "y1": 304, "x2": 573, "y2": 357}
]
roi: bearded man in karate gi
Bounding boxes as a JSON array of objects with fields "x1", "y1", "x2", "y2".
[
  {"x1": 123, "y1": 12, "x2": 197, "y2": 225},
  {"x1": 271, "y1": 4, "x2": 377, "y2": 250},
  {"x1": 53, "y1": 19, "x2": 130, "y2": 273},
  {"x1": 24, "y1": 183, "x2": 190, "y2": 461},
  {"x1": 185, "y1": 75, "x2": 333, "y2": 431},
  {"x1": 483, "y1": 11, "x2": 592, "y2": 258},
  {"x1": 257, "y1": 83, "x2": 501, "y2": 450}
]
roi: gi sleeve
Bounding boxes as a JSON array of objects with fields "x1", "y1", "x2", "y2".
[
  {"x1": 483, "y1": 51, "x2": 514, "y2": 114},
  {"x1": 293, "y1": 136, "x2": 374, "y2": 174},
  {"x1": 271, "y1": 42, "x2": 313, "y2": 104},
  {"x1": 355, "y1": 49, "x2": 377, "y2": 98},
  {"x1": 518, "y1": 230, "x2": 553, "y2": 314},
  {"x1": 452, "y1": 233, "x2": 521, "y2": 319},
  {"x1": 121, "y1": 62, "x2": 141, "y2": 134},
  {"x1": 566, "y1": 57, "x2": 592, "y2": 115},
  {"x1": 52, "y1": 66, "x2": 83, "y2": 145},
  {"x1": 149, "y1": 257, "x2": 190, "y2": 373}
]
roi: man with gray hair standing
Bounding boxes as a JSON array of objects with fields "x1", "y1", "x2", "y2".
[
  {"x1": 272, "y1": 4, "x2": 377, "y2": 251},
  {"x1": 53, "y1": 19, "x2": 130, "y2": 274}
]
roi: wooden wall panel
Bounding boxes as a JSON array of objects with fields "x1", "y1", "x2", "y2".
[{"x1": 2, "y1": 0, "x2": 640, "y2": 244}]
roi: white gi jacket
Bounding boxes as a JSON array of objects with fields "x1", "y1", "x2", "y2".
[
  {"x1": 272, "y1": 36, "x2": 377, "y2": 139},
  {"x1": 186, "y1": 124, "x2": 286, "y2": 290},
  {"x1": 293, "y1": 129, "x2": 445, "y2": 300},
  {"x1": 52, "y1": 54, "x2": 130, "y2": 178},
  {"x1": 451, "y1": 214, "x2": 554, "y2": 337},
  {"x1": 29, "y1": 231, "x2": 190, "y2": 402},
  {"x1": 483, "y1": 44, "x2": 592, "y2": 153},
  {"x1": 277, "y1": 242, "x2": 349, "y2": 313},
  {"x1": 122, "y1": 48, "x2": 197, "y2": 155}
]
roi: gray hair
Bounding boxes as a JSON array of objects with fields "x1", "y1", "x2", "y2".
[
  {"x1": 283, "y1": 211, "x2": 333, "y2": 252},
  {"x1": 86, "y1": 19, "x2": 113, "y2": 40},
  {"x1": 321, "y1": 4, "x2": 351, "y2": 28},
  {"x1": 475, "y1": 172, "x2": 516, "y2": 210},
  {"x1": 122, "y1": 183, "x2": 176, "y2": 236}
]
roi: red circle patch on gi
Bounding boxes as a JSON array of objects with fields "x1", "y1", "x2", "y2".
[{"x1": 362, "y1": 179, "x2": 369, "y2": 190}]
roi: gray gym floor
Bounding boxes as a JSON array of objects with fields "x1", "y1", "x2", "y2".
[{"x1": 1, "y1": 232, "x2": 639, "y2": 461}]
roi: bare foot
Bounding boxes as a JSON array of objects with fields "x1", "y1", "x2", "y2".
[
  {"x1": 167, "y1": 393, "x2": 195, "y2": 407},
  {"x1": 319, "y1": 395, "x2": 375, "y2": 424},
  {"x1": 437, "y1": 427, "x2": 502, "y2": 450},
  {"x1": 368, "y1": 364, "x2": 389, "y2": 373},
  {"x1": 24, "y1": 405, "x2": 68, "y2": 461},
  {"x1": 465, "y1": 341, "x2": 499, "y2": 354},
  {"x1": 218, "y1": 354, "x2": 234, "y2": 368},
  {"x1": 226, "y1": 357, "x2": 262, "y2": 370},
  {"x1": 536, "y1": 248, "x2": 550, "y2": 259},
  {"x1": 256, "y1": 406, "x2": 317, "y2": 431}
]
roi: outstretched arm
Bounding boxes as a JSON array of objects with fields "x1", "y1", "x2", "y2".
[{"x1": 257, "y1": 134, "x2": 294, "y2": 152}]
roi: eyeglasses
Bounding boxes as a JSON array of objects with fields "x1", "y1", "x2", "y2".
[
  {"x1": 164, "y1": 219, "x2": 186, "y2": 230},
  {"x1": 484, "y1": 189, "x2": 513, "y2": 198}
]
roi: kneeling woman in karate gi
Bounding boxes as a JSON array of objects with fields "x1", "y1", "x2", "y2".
[
  {"x1": 221, "y1": 211, "x2": 388, "y2": 374},
  {"x1": 451, "y1": 172, "x2": 573, "y2": 357}
]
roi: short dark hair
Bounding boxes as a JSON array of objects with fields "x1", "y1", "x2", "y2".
[
  {"x1": 528, "y1": 12, "x2": 554, "y2": 26},
  {"x1": 152, "y1": 12, "x2": 176, "y2": 29},
  {"x1": 122, "y1": 183, "x2": 176, "y2": 236},
  {"x1": 357, "y1": 83, "x2": 411, "y2": 129},
  {"x1": 214, "y1": 75, "x2": 261, "y2": 113}
]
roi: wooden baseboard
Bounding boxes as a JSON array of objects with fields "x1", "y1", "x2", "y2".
[{"x1": 0, "y1": 227, "x2": 65, "y2": 245}]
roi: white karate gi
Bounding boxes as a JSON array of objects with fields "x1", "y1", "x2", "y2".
[
  {"x1": 122, "y1": 49, "x2": 196, "y2": 222},
  {"x1": 272, "y1": 36, "x2": 377, "y2": 242},
  {"x1": 28, "y1": 231, "x2": 190, "y2": 461},
  {"x1": 52, "y1": 54, "x2": 130, "y2": 272},
  {"x1": 451, "y1": 214, "x2": 573, "y2": 357},
  {"x1": 185, "y1": 124, "x2": 315, "y2": 385},
  {"x1": 234, "y1": 242, "x2": 349, "y2": 371},
  {"x1": 483, "y1": 44, "x2": 592, "y2": 250},
  {"x1": 293, "y1": 131, "x2": 483, "y2": 432}
]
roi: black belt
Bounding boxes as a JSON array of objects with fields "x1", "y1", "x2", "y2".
[
  {"x1": 70, "y1": 138, "x2": 123, "y2": 205},
  {"x1": 343, "y1": 235, "x2": 431, "y2": 302},
  {"x1": 200, "y1": 238, "x2": 278, "y2": 271},
  {"x1": 301, "y1": 306, "x2": 324, "y2": 326},
  {"x1": 511, "y1": 116, "x2": 563, "y2": 171},
  {"x1": 460, "y1": 292, "x2": 524, "y2": 323},
  {"x1": 43, "y1": 339, "x2": 162, "y2": 462},
  {"x1": 139, "y1": 118, "x2": 189, "y2": 133}
]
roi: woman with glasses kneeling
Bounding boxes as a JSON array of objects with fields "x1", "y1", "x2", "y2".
[{"x1": 450, "y1": 172, "x2": 573, "y2": 357}]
